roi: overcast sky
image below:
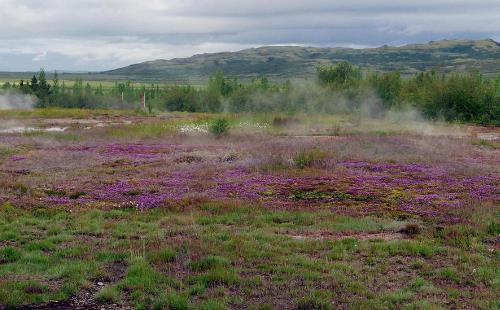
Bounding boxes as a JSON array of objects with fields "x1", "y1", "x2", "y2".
[{"x1": 0, "y1": 0, "x2": 499, "y2": 71}]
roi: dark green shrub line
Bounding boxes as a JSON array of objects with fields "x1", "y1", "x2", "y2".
[{"x1": 2, "y1": 64, "x2": 499, "y2": 124}]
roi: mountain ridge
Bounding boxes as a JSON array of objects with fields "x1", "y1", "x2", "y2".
[{"x1": 100, "y1": 38, "x2": 500, "y2": 81}]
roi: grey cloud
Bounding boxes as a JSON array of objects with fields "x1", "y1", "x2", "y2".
[{"x1": 0, "y1": 0, "x2": 498, "y2": 71}]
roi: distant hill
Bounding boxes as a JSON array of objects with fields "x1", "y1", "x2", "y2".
[
  {"x1": 100, "y1": 39, "x2": 500, "y2": 81},
  {"x1": 1, "y1": 39, "x2": 499, "y2": 82}
]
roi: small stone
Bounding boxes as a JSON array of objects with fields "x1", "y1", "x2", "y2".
[{"x1": 97, "y1": 281, "x2": 104, "y2": 286}]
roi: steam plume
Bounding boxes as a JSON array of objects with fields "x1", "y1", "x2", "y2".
[{"x1": 0, "y1": 90, "x2": 36, "y2": 110}]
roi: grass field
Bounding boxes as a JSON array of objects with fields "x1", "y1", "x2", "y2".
[
  {"x1": 0, "y1": 110, "x2": 498, "y2": 309},
  {"x1": 0, "y1": 79, "x2": 202, "y2": 90}
]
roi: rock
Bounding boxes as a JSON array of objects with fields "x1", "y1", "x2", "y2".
[{"x1": 97, "y1": 282, "x2": 104, "y2": 286}]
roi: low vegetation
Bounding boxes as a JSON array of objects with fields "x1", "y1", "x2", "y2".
[
  {"x1": 0, "y1": 111, "x2": 498, "y2": 308},
  {"x1": 0, "y1": 201, "x2": 498, "y2": 309},
  {"x1": 210, "y1": 118, "x2": 230, "y2": 137}
]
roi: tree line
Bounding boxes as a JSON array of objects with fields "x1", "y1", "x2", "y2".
[
  {"x1": 317, "y1": 62, "x2": 500, "y2": 124},
  {"x1": 2, "y1": 64, "x2": 499, "y2": 124}
]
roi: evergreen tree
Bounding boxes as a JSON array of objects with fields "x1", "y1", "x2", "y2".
[
  {"x1": 51, "y1": 71, "x2": 60, "y2": 105},
  {"x1": 34, "y1": 69, "x2": 51, "y2": 108},
  {"x1": 85, "y1": 83, "x2": 92, "y2": 96},
  {"x1": 30, "y1": 75, "x2": 38, "y2": 93},
  {"x1": 95, "y1": 83, "x2": 104, "y2": 96}
]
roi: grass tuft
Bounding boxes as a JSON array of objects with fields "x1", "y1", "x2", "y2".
[{"x1": 189, "y1": 255, "x2": 232, "y2": 271}]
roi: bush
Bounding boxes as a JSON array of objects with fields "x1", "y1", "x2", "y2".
[
  {"x1": 294, "y1": 149, "x2": 327, "y2": 169},
  {"x1": 317, "y1": 61, "x2": 361, "y2": 89},
  {"x1": 210, "y1": 118, "x2": 230, "y2": 137},
  {"x1": 403, "y1": 223, "x2": 422, "y2": 236},
  {"x1": 370, "y1": 71, "x2": 402, "y2": 108},
  {"x1": 414, "y1": 72, "x2": 500, "y2": 124},
  {"x1": 163, "y1": 86, "x2": 201, "y2": 112}
]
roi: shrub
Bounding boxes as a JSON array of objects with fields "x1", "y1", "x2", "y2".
[
  {"x1": 415, "y1": 72, "x2": 500, "y2": 124},
  {"x1": 403, "y1": 223, "x2": 422, "y2": 236},
  {"x1": 370, "y1": 71, "x2": 402, "y2": 108},
  {"x1": 68, "y1": 191, "x2": 86, "y2": 199},
  {"x1": 163, "y1": 85, "x2": 201, "y2": 112},
  {"x1": 317, "y1": 61, "x2": 361, "y2": 89},
  {"x1": 294, "y1": 148, "x2": 327, "y2": 169},
  {"x1": 210, "y1": 118, "x2": 230, "y2": 137}
]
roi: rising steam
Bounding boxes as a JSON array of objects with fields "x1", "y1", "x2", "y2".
[{"x1": 0, "y1": 90, "x2": 36, "y2": 110}]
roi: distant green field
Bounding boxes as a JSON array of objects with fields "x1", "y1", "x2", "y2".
[{"x1": 0, "y1": 79, "x2": 199, "y2": 89}]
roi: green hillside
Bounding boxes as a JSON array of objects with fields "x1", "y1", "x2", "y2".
[
  {"x1": 101, "y1": 39, "x2": 500, "y2": 81},
  {"x1": 1, "y1": 39, "x2": 499, "y2": 82}
]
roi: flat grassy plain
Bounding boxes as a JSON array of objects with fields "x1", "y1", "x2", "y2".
[
  {"x1": 0, "y1": 79, "x2": 202, "y2": 90},
  {"x1": 0, "y1": 109, "x2": 499, "y2": 309}
]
